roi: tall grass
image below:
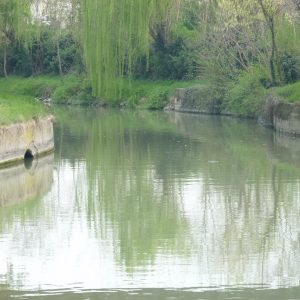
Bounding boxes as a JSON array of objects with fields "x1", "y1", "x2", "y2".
[
  {"x1": 121, "y1": 79, "x2": 201, "y2": 109},
  {"x1": 0, "y1": 75, "x2": 94, "y2": 105},
  {"x1": 273, "y1": 82, "x2": 300, "y2": 102},
  {"x1": 0, "y1": 94, "x2": 46, "y2": 125}
]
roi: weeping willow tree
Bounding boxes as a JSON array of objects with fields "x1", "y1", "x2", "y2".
[
  {"x1": 81, "y1": 0, "x2": 181, "y2": 98},
  {"x1": 0, "y1": 0, "x2": 33, "y2": 77}
]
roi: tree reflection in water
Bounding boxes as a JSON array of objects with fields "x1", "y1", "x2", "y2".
[{"x1": 0, "y1": 108, "x2": 299, "y2": 295}]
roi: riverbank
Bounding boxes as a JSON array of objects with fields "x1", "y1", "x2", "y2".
[
  {"x1": 0, "y1": 76, "x2": 95, "y2": 107},
  {"x1": 0, "y1": 76, "x2": 200, "y2": 108},
  {"x1": 165, "y1": 87, "x2": 300, "y2": 136},
  {"x1": 0, "y1": 94, "x2": 46, "y2": 126},
  {"x1": 1, "y1": 75, "x2": 300, "y2": 136},
  {"x1": 1, "y1": 74, "x2": 299, "y2": 109},
  {"x1": 0, "y1": 116, "x2": 54, "y2": 167},
  {"x1": 0, "y1": 80, "x2": 55, "y2": 166}
]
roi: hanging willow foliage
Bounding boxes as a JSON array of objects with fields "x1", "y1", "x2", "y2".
[
  {"x1": 0, "y1": 0, "x2": 33, "y2": 44},
  {"x1": 0, "y1": 0, "x2": 34, "y2": 76},
  {"x1": 81, "y1": 0, "x2": 181, "y2": 98}
]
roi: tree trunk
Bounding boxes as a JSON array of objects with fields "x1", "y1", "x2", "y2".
[
  {"x1": 56, "y1": 39, "x2": 63, "y2": 80},
  {"x1": 269, "y1": 18, "x2": 277, "y2": 86},
  {"x1": 257, "y1": 0, "x2": 277, "y2": 86},
  {"x1": 3, "y1": 45, "x2": 7, "y2": 78}
]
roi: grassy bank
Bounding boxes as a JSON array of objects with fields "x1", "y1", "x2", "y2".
[
  {"x1": 0, "y1": 75, "x2": 200, "y2": 109},
  {"x1": 0, "y1": 76, "x2": 94, "y2": 105},
  {"x1": 121, "y1": 79, "x2": 201, "y2": 109},
  {"x1": 0, "y1": 73, "x2": 298, "y2": 126},
  {"x1": 0, "y1": 94, "x2": 46, "y2": 126},
  {"x1": 273, "y1": 82, "x2": 300, "y2": 103},
  {"x1": 0, "y1": 76, "x2": 201, "y2": 125}
]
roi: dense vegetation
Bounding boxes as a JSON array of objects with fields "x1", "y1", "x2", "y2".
[{"x1": 1, "y1": 0, "x2": 300, "y2": 116}]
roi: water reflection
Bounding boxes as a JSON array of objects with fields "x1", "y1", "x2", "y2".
[
  {"x1": 0, "y1": 108, "x2": 299, "y2": 299},
  {"x1": 0, "y1": 154, "x2": 54, "y2": 208}
]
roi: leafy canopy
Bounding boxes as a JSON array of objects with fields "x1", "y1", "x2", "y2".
[{"x1": 81, "y1": 0, "x2": 181, "y2": 98}]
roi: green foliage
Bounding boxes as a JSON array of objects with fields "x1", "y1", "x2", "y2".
[
  {"x1": 81, "y1": 0, "x2": 181, "y2": 98},
  {"x1": 33, "y1": 30, "x2": 84, "y2": 75},
  {"x1": 52, "y1": 76, "x2": 94, "y2": 104},
  {"x1": 277, "y1": 19, "x2": 300, "y2": 57},
  {"x1": 280, "y1": 53, "x2": 299, "y2": 84},
  {"x1": 0, "y1": 0, "x2": 33, "y2": 42},
  {"x1": 276, "y1": 20, "x2": 300, "y2": 84},
  {"x1": 0, "y1": 0, "x2": 35, "y2": 78},
  {"x1": 274, "y1": 81, "x2": 300, "y2": 102},
  {"x1": 0, "y1": 93, "x2": 46, "y2": 125},
  {"x1": 1, "y1": 29, "x2": 84, "y2": 77},
  {"x1": 0, "y1": 75, "x2": 94, "y2": 105},
  {"x1": 134, "y1": 24, "x2": 200, "y2": 80},
  {"x1": 133, "y1": 1, "x2": 201, "y2": 81},
  {"x1": 3, "y1": 0, "x2": 300, "y2": 114},
  {"x1": 225, "y1": 66, "x2": 269, "y2": 116},
  {"x1": 0, "y1": 76, "x2": 199, "y2": 109},
  {"x1": 122, "y1": 80, "x2": 199, "y2": 109},
  {"x1": 193, "y1": 81, "x2": 226, "y2": 113},
  {"x1": 5, "y1": 43, "x2": 32, "y2": 76},
  {"x1": 0, "y1": 76, "x2": 58, "y2": 97}
]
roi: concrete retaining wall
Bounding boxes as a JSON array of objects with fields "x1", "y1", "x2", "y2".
[
  {"x1": 273, "y1": 102, "x2": 300, "y2": 135},
  {"x1": 165, "y1": 87, "x2": 222, "y2": 115},
  {"x1": 0, "y1": 116, "x2": 54, "y2": 166},
  {"x1": 165, "y1": 88, "x2": 300, "y2": 136}
]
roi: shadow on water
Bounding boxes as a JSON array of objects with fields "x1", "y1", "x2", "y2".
[{"x1": 1, "y1": 287, "x2": 300, "y2": 300}]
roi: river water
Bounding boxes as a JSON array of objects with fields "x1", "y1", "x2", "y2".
[{"x1": 0, "y1": 108, "x2": 299, "y2": 300}]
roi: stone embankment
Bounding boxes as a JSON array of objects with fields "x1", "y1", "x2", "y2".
[
  {"x1": 272, "y1": 102, "x2": 300, "y2": 135},
  {"x1": 165, "y1": 88, "x2": 300, "y2": 136},
  {"x1": 0, "y1": 116, "x2": 54, "y2": 166},
  {"x1": 165, "y1": 87, "x2": 223, "y2": 115}
]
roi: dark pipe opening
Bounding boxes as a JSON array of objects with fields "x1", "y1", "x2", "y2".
[
  {"x1": 24, "y1": 149, "x2": 34, "y2": 160},
  {"x1": 24, "y1": 149, "x2": 34, "y2": 169}
]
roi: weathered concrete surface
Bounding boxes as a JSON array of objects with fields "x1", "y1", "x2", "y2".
[
  {"x1": 258, "y1": 94, "x2": 280, "y2": 128},
  {"x1": 0, "y1": 154, "x2": 53, "y2": 207},
  {"x1": 0, "y1": 116, "x2": 54, "y2": 166},
  {"x1": 165, "y1": 88, "x2": 300, "y2": 136},
  {"x1": 258, "y1": 94, "x2": 300, "y2": 135},
  {"x1": 165, "y1": 87, "x2": 222, "y2": 115},
  {"x1": 273, "y1": 102, "x2": 300, "y2": 135}
]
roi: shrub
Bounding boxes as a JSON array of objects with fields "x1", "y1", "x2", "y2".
[
  {"x1": 225, "y1": 66, "x2": 269, "y2": 117},
  {"x1": 280, "y1": 53, "x2": 299, "y2": 84},
  {"x1": 274, "y1": 81, "x2": 300, "y2": 102}
]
